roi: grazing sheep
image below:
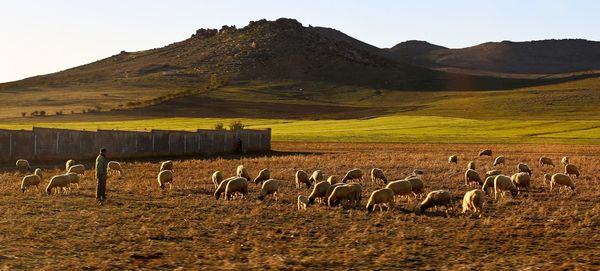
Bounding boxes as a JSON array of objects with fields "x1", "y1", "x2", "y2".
[
  {"x1": 309, "y1": 170, "x2": 324, "y2": 184},
  {"x1": 517, "y1": 163, "x2": 532, "y2": 176},
  {"x1": 542, "y1": 173, "x2": 552, "y2": 186},
  {"x1": 448, "y1": 155, "x2": 458, "y2": 164},
  {"x1": 236, "y1": 165, "x2": 252, "y2": 181},
  {"x1": 370, "y1": 168, "x2": 388, "y2": 184},
  {"x1": 66, "y1": 172, "x2": 81, "y2": 189},
  {"x1": 328, "y1": 185, "x2": 357, "y2": 207},
  {"x1": 107, "y1": 161, "x2": 124, "y2": 176},
  {"x1": 46, "y1": 174, "x2": 71, "y2": 195},
  {"x1": 211, "y1": 171, "x2": 224, "y2": 188},
  {"x1": 462, "y1": 189, "x2": 485, "y2": 214},
  {"x1": 214, "y1": 177, "x2": 239, "y2": 200},
  {"x1": 467, "y1": 161, "x2": 476, "y2": 170},
  {"x1": 308, "y1": 181, "x2": 331, "y2": 205},
  {"x1": 485, "y1": 170, "x2": 502, "y2": 178},
  {"x1": 67, "y1": 164, "x2": 85, "y2": 175},
  {"x1": 342, "y1": 168, "x2": 363, "y2": 183},
  {"x1": 160, "y1": 160, "x2": 173, "y2": 171},
  {"x1": 550, "y1": 173, "x2": 576, "y2": 191},
  {"x1": 15, "y1": 159, "x2": 31, "y2": 173},
  {"x1": 327, "y1": 175, "x2": 340, "y2": 185},
  {"x1": 494, "y1": 175, "x2": 518, "y2": 200},
  {"x1": 65, "y1": 159, "x2": 75, "y2": 172},
  {"x1": 481, "y1": 175, "x2": 497, "y2": 194},
  {"x1": 493, "y1": 156, "x2": 506, "y2": 167},
  {"x1": 347, "y1": 183, "x2": 363, "y2": 206},
  {"x1": 465, "y1": 169, "x2": 483, "y2": 186},
  {"x1": 295, "y1": 170, "x2": 311, "y2": 189},
  {"x1": 257, "y1": 179, "x2": 280, "y2": 201},
  {"x1": 385, "y1": 180, "x2": 413, "y2": 201},
  {"x1": 157, "y1": 170, "x2": 174, "y2": 190},
  {"x1": 325, "y1": 183, "x2": 347, "y2": 200},
  {"x1": 406, "y1": 177, "x2": 425, "y2": 198},
  {"x1": 561, "y1": 156, "x2": 569, "y2": 166},
  {"x1": 539, "y1": 157, "x2": 555, "y2": 167},
  {"x1": 479, "y1": 149, "x2": 492, "y2": 157},
  {"x1": 297, "y1": 195, "x2": 308, "y2": 210},
  {"x1": 21, "y1": 168, "x2": 43, "y2": 193},
  {"x1": 225, "y1": 177, "x2": 249, "y2": 200},
  {"x1": 366, "y1": 188, "x2": 395, "y2": 213},
  {"x1": 419, "y1": 190, "x2": 453, "y2": 213},
  {"x1": 564, "y1": 164, "x2": 580, "y2": 178},
  {"x1": 253, "y1": 168, "x2": 270, "y2": 185},
  {"x1": 511, "y1": 172, "x2": 531, "y2": 191}
]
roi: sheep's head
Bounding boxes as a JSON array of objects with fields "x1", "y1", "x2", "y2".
[
  {"x1": 510, "y1": 189, "x2": 519, "y2": 198},
  {"x1": 46, "y1": 187, "x2": 52, "y2": 195},
  {"x1": 367, "y1": 205, "x2": 374, "y2": 214},
  {"x1": 214, "y1": 191, "x2": 222, "y2": 200},
  {"x1": 307, "y1": 197, "x2": 315, "y2": 205}
]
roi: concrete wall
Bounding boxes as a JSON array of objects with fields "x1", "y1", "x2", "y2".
[{"x1": 0, "y1": 127, "x2": 271, "y2": 164}]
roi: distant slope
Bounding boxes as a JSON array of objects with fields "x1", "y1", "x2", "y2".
[{"x1": 388, "y1": 39, "x2": 600, "y2": 74}]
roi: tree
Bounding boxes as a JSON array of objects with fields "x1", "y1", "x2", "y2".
[{"x1": 228, "y1": 120, "x2": 245, "y2": 131}]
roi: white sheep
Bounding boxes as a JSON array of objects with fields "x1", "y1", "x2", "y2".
[
  {"x1": 550, "y1": 173, "x2": 575, "y2": 192},
  {"x1": 406, "y1": 177, "x2": 425, "y2": 198},
  {"x1": 66, "y1": 172, "x2": 80, "y2": 189},
  {"x1": 46, "y1": 174, "x2": 71, "y2": 195},
  {"x1": 479, "y1": 149, "x2": 492, "y2": 157},
  {"x1": 108, "y1": 161, "x2": 124, "y2": 176},
  {"x1": 481, "y1": 175, "x2": 497, "y2": 194},
  {"x1": 485, "y1": 170, "x2": 502, "y2": 178},
  {"x1": 462, "y1": 189, "x2": 485, "y2": 214},
  {"x1": 419, "y1": 190, "x2": 453, "y2": 213},
  {"x1": 564, "y1": 164, "x2": 580, "y2": 178},
  {"x1": 517, "y1": 163, "x2": 532, "y2": 176},
  {"x1": 561, "y1": 156, "x2": 569, "y2": 166},
  {"x1": 236, "y1": 165, "x2": 251, "y2": 181},
  {"x1": 494, "y1": 175, "x2": 518, "y2": 200},
  {"x1": 15, "y1": 159, "x2": 31, "y2": 173},
  {"x1": 327, "y1": 175, "x2": 340, "y2": 185},
  {"x1": 342, "y1": 168, "x2": 363, "y2": 183},
  {"x1": 157, "y1": 170, "x2": 174, "y2": 190},
  {"x1": 448, "y1": 155, "x2": 458, "y2": 164},
  {"x1": 295, "y1": 170, "x2": 311, "y2": 189},
  {"x1": 327, "y1": 185, "x2": 357, "y2": 207},
  {"x1": 214, "y1": 177, "x2": 239, "y2": 200},
  {"x1": 211, "y1": 171, "x2": 224, "y2": 188},
  {"x1": 308, "y1": 181, "x2": 332, "y2": 205},
  {"x1": 325, "y1": 183, "x2": 347, "y2": 200},
  {"x1": 539, "y1": 157, "x2": 554, "y2": 167},
  {"x1": 348, "y1": 183, "x2": 363, "y2": 206},
  {"x1": 258, "y1": 179, "x2": 280, "y2": 201},
  {"x1": 309, "y1": 170, "x2": 324, "y2": 184},
  {"x1": 511, "y1": 172, "x2": 531, "y2": 191},
  {"x1": 493, "y1": 156, "x2": 506, "y2": 167},
  {"x1": 542, "y1": 173, "x2": 552, "y2": 186},
  {"x1": 297, "y1": 195, "x2": 308, "y2": 210},
  {"x1": 385, "y1": 180, "x2": 413, "y2": 202},
  {"x1": 65, "y1": 159, "x2": 75, "y2": 172},
  {"x1": 465, "y1": 169, "x2": 483, "y2": 186},
  {"x1": 366, "y1": 188, "x2": 395, "y2": 213},
  {"x1": 467, "y1": 161, "x2": 476, "y2": 170},
  {"x1": 67, "y1": 164, "x2": 85, "y2": 175},
  {"x1": 160, "y1": 160, "x2": 173, "y2": 171},
  {"x1": 253, "y1": 168, "x2": 270, "y2": 185},
  {"x1": 225, "y1": 177, "x2": 249, "y2": 200},
  {"x1": 21, "y1": 168, "x2": 43, "y2": 193},
  {"x1": 370, "y1": 168, "x2": 388, "y2": 184}
]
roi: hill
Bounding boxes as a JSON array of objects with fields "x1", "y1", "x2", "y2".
[{"x1": 388, "y1": 39, "x2": 600, "y2": 74}]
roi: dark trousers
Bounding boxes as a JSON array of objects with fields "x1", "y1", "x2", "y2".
[{"x1": 96, "y1": 175, "x2": 107, "y2": 201}]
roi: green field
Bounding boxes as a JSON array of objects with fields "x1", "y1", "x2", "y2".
[{"x1": 2, "y1": 115, "x2": 599, "y2": 144}]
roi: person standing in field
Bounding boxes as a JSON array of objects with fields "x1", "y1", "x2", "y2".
[{"x1": 95, "y1": 148, "x2": 108, "y2": 204}]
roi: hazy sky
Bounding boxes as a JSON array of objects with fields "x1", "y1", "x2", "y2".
[{"x1": 1, "y1": 0, "x2": 598, "y2": 83}]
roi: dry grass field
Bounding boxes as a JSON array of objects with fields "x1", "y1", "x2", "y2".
[{"x1": 0, "y1": 142, "x2": 599, "y2": 270}]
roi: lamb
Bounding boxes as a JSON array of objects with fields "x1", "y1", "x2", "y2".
[
  {"x1": 539, "y1": 157, "x2": 555, "y2": 167},
  {"x1": 342, "y1": 168, "x2": 363, "y2": 183},
  {"x1": 370, "y1": 168, "x2": 387, "y2": 184},
  {"x1": 494, "y1": 175, "x2": 518, "y2": 199},
  {"x1": 327, "y1": 175, "x2": 340, "y2": 185},
  {"x1": 160, "y1": 160, "x2": 173, "y2": 171},
  {"x1": 236, "y1": 165, "x2": 252, "y2": 181},
  {"x1": 366, "y1": 188, "x2": 395, "y2": 213},
  {"x1": 108, "y1": 161, "x2": 124, "y2": 176},
  {"x1": 493, "y1": 156, "x2": 506, "y2": 166},
  {"x1": 67, "y1": 164, "x2": 85, "y2": 175},
  {"x1": 308, "y1": 181, "x2": 332, "y2": 205},
  {"x1": 211, "y1": 171, "x2": 224, "y2": 188},
  {"x1": 225, "y1": 176, "x2": 249, "y2": 200},
  {"x1": 15, "y1": 159, "x2": 31, "y2": 173},
  {"x1": 214, "y1": 177, "x2": 240, "y2": 200},
  {"x1": 481, "y1": 175, "x2": 497, "y2": 194},
  {"x1": 328, "y1": 185, "x2": 357, "y2": 207},
  {"x1": 511, "y1": 172, "x2": 531, "y2": 191},
  {"x1": 157, "y1": 170, "x2": 174, "y2": 190},
  {"x1": 65, "y1": 159, "x2": 75, "y2": 172},
  {"x1": 517, "y1": 163, "x2": 532, "y2": 176},
  {"x1": 462, "y1": 189, "x2": 485, "y2": 214},
  {"x1": 257, "y1": 179, "x2": 280, "y2": 201},
  {"x1": 479, "y1": 149, "x2": 492, "y2": 157},
  {"x1": 465, "y1": 169, "x2": 483, "y2": 186},
  {"x1": 253, "y1": 168, "x2": 270, "y2": 185},
  {"x1": 550, "y1": 173, "x2": 576, "y2": 191},
  {"x1": 485, "y1": 170, "x2": 502, "y2": 178},
  {"x1": 309, "y1": 170, "x2": 324, "y2": 183},
  {"x1": 561, "y1": 156, "x2": 569, "y2": 166},
  {"x1": 419, "y1": 190, "x2": 453, "y2": 213},
  {"x1": 46, "y1": 174, "x2": 71, "y2": 195},
  {"x1": 21, "y1": 168, "x2": 43, "y2": 193},
  {"x1": 66, "y1": 172, "x2": 81, "y2": 189},
  {"x1": 467, "y1": 161, "x2": 476, "y2": 170},
  {"x1": 448, "y1": 155, "x2": 458, "y2": 164},
  {"x1": 564, "y1": 164, "x2": 580, "y2": 178},
  {"x1": 295, "y1": 170, "x2": 311, "y2": 189},
  {"x1": 385, "y1": 180, "x2": 413, "y2": 201},
  {"x1": 297, "y1": 195, "x2": 308, "y2": 210},
  {"x1": 406, "y1": 177, "x2": 425, "y2": 198}
]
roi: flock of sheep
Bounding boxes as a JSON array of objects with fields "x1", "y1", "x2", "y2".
[{"x1": 12, "y1": 148, "x2": 582, "y2": 216}]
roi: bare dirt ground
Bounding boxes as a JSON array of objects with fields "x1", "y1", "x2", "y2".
[{"x1": 0, "y1": 142, "x2": 598, "y2": 270}]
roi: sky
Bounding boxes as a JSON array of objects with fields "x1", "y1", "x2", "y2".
[{"x1": 1, "y1": 0, "x2": 598, "y2": 83}]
